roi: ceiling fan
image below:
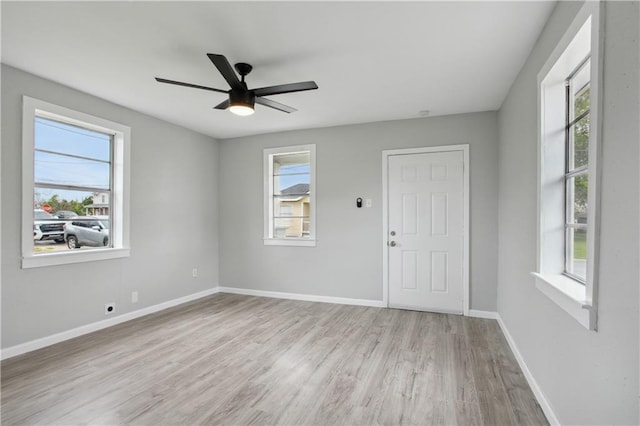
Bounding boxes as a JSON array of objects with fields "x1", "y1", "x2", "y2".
[{"x1": 155, "y1": 53, "x2": 318, "y2": 116}]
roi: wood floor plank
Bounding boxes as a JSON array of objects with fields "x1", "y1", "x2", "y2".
[{"x1": 1, "y1": 294, "x2": 548, "y2": 425}]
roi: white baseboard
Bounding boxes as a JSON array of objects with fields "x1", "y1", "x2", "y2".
[
  {"x1": 1, "y1": 286, "x2": 220, "y2": 361},
  {"x1": 496, "y1": 313, "x2": 560, "y2": 426},
  {"x1": 218, "y1": 286, "x2": 386, "y2": 308},
  {"x1": 468, "y1": 309, "x2": 498, "y2": 319}
]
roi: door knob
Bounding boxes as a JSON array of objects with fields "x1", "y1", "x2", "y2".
[{"x1": 389, "y1": 241, "x2": 397, "y2": 247}]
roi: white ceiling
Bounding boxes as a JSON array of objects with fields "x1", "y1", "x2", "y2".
[{"x1": 1, "y1": 1, "x2": 555, "y2": 140}]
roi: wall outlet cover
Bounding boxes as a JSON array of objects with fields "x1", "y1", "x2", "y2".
[{"x1": 104, "y1": 303, "x2": 115, "y2": 315}]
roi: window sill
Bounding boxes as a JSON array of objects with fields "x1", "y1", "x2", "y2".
[
  {"x1": 531, "y1": 272, "x2": 596, "y2": 330},
  {"x1": 264, "y1": 238, "x2": 316, "y2": 247},
  {"x1": 22, "y1": 248, "x2": 130, "y2": 269}
]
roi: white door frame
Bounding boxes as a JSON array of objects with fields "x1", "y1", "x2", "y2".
[{"x1": 382, "y1": 145, "x2": 470, "y2": 315}]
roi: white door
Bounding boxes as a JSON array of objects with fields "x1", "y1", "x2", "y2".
[{"x1": 387, "y1": 150, "x2": 465, "y2": 314}]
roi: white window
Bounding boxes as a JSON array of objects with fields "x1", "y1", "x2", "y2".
[
  {"x1": 534, "y1": 2, "x2": 602, "y2": 330},
  {"x1": 22, "y1": 97, "x2": 130, "y2": 268},
  {"x1": 564, "y1": 58, "x2": 590, "y2": 282},
  {"x1": 264, "y1": 145, "x2": 316, "y2": 246}
]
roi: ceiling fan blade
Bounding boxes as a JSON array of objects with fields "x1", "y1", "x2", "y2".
[
  {"x1": 155, "y1": 77, "x2": 228, "y2": 94},
  {"x1": 255, "y1": 97, "x2": 297, "y2": 113},
  {"x1": 253, "y1": 81, "x2": 318, "y2": 97},
  {"x1": 214, "y1": 99, "x2": 230, "y2": 110},
  {"x1": 207, "y1": 53, "x2": 243, "y2": 91}
]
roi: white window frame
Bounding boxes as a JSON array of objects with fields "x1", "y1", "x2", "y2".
[
  {"x1": 22, "y1": 96, "x2": 131, "y2": 268},
  {"x1": 563, "y1": 58, "x2": 590, "y2": 282},
  {"x1": 263, "y1": 144, "x2": 316, "y2": 247},
  {"x1": 533, "y1": 1, "x2": 603, "y2": 330}
]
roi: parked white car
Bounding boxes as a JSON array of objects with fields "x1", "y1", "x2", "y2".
[{"x1": 33, "y1": 209, "x2": 66, "y2": 243}]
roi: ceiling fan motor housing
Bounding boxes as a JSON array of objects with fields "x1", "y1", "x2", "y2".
[{"x1": 230, "y1": 89, "x2": 255, "y2": 108}]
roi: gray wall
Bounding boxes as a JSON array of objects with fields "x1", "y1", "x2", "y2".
[
  {"x1": 1, "y1": 65, "x2": 220, "y2": 349},
  {"x1": 497, "y1": 2, "x2": 639, "y2": 424},
  {"x1": 219, "y1": 112, "x2": 499, "y2": 311}
]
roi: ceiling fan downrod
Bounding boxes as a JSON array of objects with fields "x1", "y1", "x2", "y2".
[{"x1": 234, "y1": 62, "x2": 252, "y2": 85}]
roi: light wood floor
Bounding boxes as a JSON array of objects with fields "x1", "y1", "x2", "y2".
[{"x1": 1, "y1": 294, "x2": 548, "y2": 425}]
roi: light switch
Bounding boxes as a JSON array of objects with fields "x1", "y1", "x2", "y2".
[{"x1": 365, "y1": 199, "x2": 372, "y2": 208}]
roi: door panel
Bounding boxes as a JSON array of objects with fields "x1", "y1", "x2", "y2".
[{"x1": 387, "y1": 150, "x2": 465, "y2": 313}]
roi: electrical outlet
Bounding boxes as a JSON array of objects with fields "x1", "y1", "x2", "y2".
[
  {"x1": 104, "y1": 303, "x2": 115, "y2": 315},
  {"x1": 192, "y1": 268, "x2": 198, "y2": 278},
  {"x1": 131, "y1": 291, "x2": 138, "y2": 304}
]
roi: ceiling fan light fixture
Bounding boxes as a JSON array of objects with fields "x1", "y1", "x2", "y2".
[
  {"x1": 229, "y1": 104, "x2": 254, "y2": 116},
  {"x1": 229, "y1": 90, "x2": 255, "y2": 116}
]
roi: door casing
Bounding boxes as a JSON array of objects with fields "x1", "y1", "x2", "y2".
[{"x1": 382, "y1": 145, "x2": 470, "y2": 315}]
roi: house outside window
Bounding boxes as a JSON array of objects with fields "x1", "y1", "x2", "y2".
[
  {"x1": 533, "y1": 2, "x2": 602, "y2": 330},
  {"x1": 85, "y1": 192, "x2": 111, "y2": 217},
  {"x1": 264, "y1": 145, "x2": 316, "y2": 246},
  {"x1": 22, "y1": 97, "x2": 130, "y2": 268}
]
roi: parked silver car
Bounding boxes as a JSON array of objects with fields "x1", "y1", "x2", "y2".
[{"x1": 64, "y1": 217, "x2": 109, "y2": 249}]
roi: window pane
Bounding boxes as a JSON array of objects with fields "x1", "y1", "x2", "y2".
[
  {"x1": 33, "y1": 188, "x2": 111, "y2": 255},
  {"x1": 273, "y1": 195, "x2": 310, "y2": 238},
  {"x1": 274, "y1": 217, "x2": 309, "y2": 238},
  {"x1": 566, "y1": 227, "x2": 587, "y2": 281},
  {"x1": 567, "y1": 174, "x2": 589, "y2": 224},
  {"x1": 34, "y1": 150, "x2": 110, "y2": 190},
  {"x1": 273, "y1": 152, "x2": 310, "y2": 175},
  {"x1": 571, "y1": 59, "x2": 590, "y2": 119},
  {"x1": 274, "y1": 175, "x2": 310, "y2": 196},
  {"x1": 35, "y1": 117, "x2": 111, "y2": 162},
  {"x1": 570, "y1": 113, "x2": 589, "y2": 170},
  {"x1": 274, "y1": 196, "x2": 310, "y2": 218},
  {"x1": 273, "y1": 152, "x2": 310, "y2": 195}
]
